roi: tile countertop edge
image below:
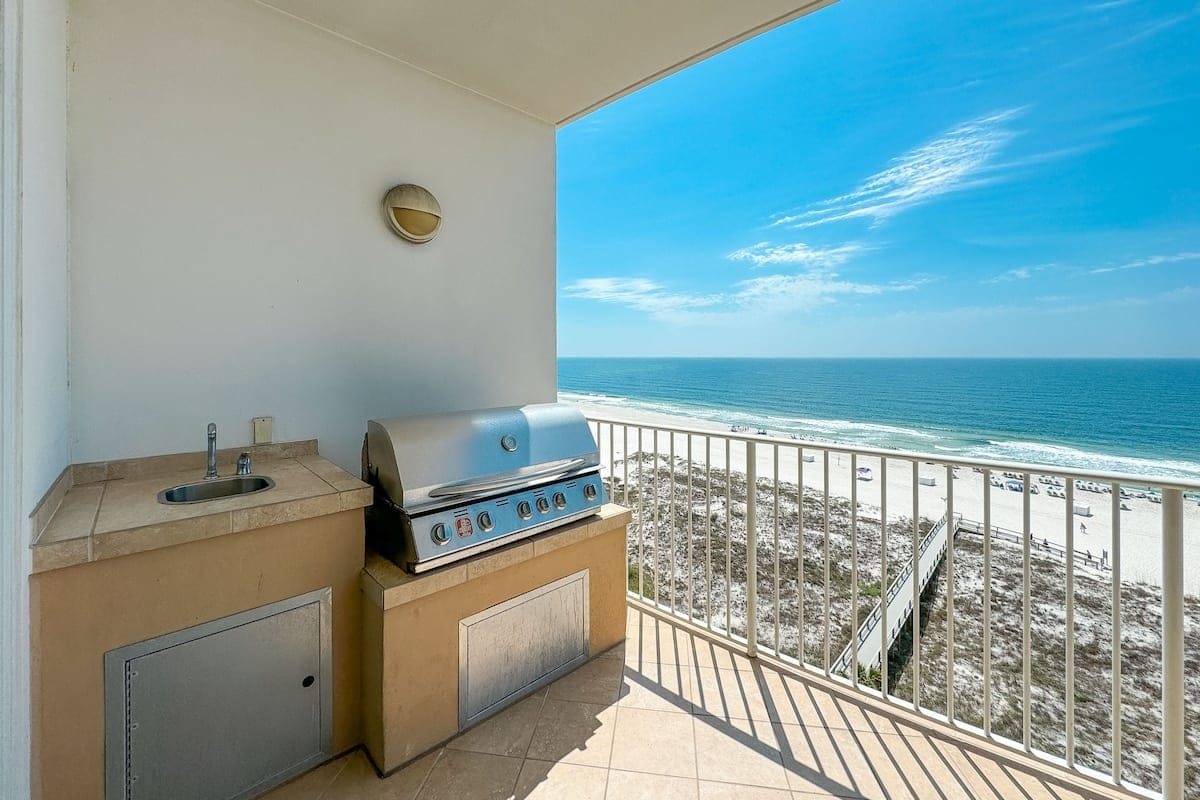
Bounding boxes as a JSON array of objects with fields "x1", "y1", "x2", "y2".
[
  {"x1": 362, "y1": 503, "x2": 632, "y2": 610},
  {"x1": 30, "y1": 452, "x2": 372, "y2": 575}
]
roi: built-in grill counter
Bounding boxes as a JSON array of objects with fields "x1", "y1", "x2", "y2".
[
  {"x1": 358, "y1": 404, "x2": 629, "y2": 774},
  {"x1": 364, "y1": 403, "x2": 607, "y2": 572}
]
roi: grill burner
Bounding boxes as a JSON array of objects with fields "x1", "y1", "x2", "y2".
[{"x1": 364, "y1": 403, "x2": 607, "y2": 573}]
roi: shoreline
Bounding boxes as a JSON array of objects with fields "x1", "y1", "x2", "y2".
[
  {"x1": 561, "y1": 389, "x2": 1200, "y2": 484},
  {"x1": 571, "y1": 401, "x2": 1200, "y2": 595}
]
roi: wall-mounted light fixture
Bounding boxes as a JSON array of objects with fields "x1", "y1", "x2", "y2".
[{"x1": 382, "y1": 184, "x2": 442, "y2": 243}]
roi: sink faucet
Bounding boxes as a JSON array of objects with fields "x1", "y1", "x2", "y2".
[{"x1": 205, "y1": 423, "x2": 218, "y2": 479}]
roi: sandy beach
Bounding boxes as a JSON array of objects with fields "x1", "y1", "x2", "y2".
[{"x1": 574, "y1": 402, "x2": 1200, "y2": 596}]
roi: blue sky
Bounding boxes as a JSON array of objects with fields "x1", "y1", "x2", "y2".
[{"x1": 556, "y1": 0, "x2": 1200, "y2": 357}]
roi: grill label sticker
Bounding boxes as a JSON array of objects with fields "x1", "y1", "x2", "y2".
[{"x1": 455, "y1": 517, "x2": 474, "y2": 537}]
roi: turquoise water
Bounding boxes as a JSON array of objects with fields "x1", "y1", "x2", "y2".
[{"x1": 558, "y1": 358, "x2": 1200, "y2": 480}]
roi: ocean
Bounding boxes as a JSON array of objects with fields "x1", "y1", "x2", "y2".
[{"x1": 558, "y1": 358, "x2": 1200, "y2": 481}]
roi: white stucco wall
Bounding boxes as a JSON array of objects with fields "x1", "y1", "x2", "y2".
[
  {"x1": 68, "y1": 0, "x2": 557, "y2": 472},
  {"x1": 21, "y1": 0, "x2": 71, "y2": 516},
  {"x1": 2, "y1": 1, "x2": 70, "y2": 797}
]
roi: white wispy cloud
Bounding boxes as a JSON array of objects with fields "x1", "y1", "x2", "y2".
[
  {"x1": 563, "y1": 272, "x2": 920, "y2": 324},
  {"x1": 561, "y1": 278, "x2": 722, "y2": 323},
  {"x1": 1089, "y1": 252, "x2": 1200, "y2": 274},
  {"x1": 770, "y1": 108, "x2": 1025, "y2": 230},
  {"x1": 985, "y1": 267, "x2": 1033, "y2": 283},
  {"x1": 727, "y1": 241, "x2": 865, "y2": 268},
  {"x1": 732, "y1": 273, "x2": 920, "y2": 314},
  {"x1": 983, "y1": 263, "x2": 1054, "y2": 284}
]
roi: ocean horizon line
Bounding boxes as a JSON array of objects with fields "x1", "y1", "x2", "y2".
[{"x1": 558, "y1": 355, "x2": 1200, "y2": 361}]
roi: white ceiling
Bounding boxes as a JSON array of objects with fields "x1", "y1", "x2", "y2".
[{"x1": 257, "y1": 0, "x2": 832, "y2": 125}]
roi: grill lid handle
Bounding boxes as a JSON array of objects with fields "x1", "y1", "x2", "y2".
[{"x1": 427, "y1": 457, "x2": 593, "y2": 498}]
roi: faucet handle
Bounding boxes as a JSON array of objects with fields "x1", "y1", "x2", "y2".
[
  {"x1": 237, "y1": 452, "x2": 252, "y2": 476},
  {"x1": 208, "y1": 422, "x2": 217, "y2": 437}
]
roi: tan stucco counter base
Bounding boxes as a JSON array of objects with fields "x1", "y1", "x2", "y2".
[
  {"x1": 30, "y1": 510, "x2": 367, "y2": 800},
  {"x1": 360, "y1": 504, "x2": 630, "y2": 774}
]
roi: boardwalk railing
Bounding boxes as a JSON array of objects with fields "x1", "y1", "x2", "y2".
[
  {"x1": 957, "y1": 517, "x2": 1111, "y2": 570},
  {"x1": 586, "y1": 414, "x2": 1197, "y2": 800},
  {"x1": 832, "y1": 513, "x2": 954, "y2": 676}
]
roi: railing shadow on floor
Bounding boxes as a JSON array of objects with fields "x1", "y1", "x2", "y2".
[{"x1": 625, "y1": 600, "x2": 1140, "y2": 800}]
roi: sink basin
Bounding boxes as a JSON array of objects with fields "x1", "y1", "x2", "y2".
[{"x1": 157, "y1": 475, "x2": 275, "y2": 505}]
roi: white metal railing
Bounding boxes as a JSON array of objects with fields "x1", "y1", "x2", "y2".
[{"x1": 587, "y1": 414, "x2": 1197, "y2": 800}]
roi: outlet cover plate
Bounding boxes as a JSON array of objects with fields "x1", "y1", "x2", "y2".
[{"x1": 253, "y1": 416, "x2": 273, "y2": 444}]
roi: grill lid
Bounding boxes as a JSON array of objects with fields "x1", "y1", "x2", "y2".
[{"x1": 366, "y1": 403, "x2": 600, "y2": 513}]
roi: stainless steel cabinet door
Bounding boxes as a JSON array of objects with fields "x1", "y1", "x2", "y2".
[
  {"x1": 459, "y1": 570, "x2": 589, "y2": 727},
  {"x1": 106, "y1": 588, "x2": 332, "y2": 800}
]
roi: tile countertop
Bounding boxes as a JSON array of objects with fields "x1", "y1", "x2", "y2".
[{"x1": 31, "y1": 442, "x2": 372, "y2": 574}]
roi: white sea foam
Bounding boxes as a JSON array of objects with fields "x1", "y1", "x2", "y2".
[
  {"x1": 786, "y1": 417, "x2": 940, "y2": 440},
  {"x1": 557, "y1": 391, "x2": 629, "y2": 407},
  {"x1": 968, "y1": 440, "x2": 1200, "y2": 482},
  {"x1": 561, "y1": 390, "x2": 1200, "y2": 483}
]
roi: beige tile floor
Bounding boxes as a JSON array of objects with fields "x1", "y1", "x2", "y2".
[{"x1": 265, "y1": 604, "x2": 1136, "y2": 800}]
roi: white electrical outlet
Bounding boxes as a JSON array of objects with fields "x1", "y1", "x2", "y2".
[{"x1": 252, "y1": 416, "x2": 274, "y2": 444}]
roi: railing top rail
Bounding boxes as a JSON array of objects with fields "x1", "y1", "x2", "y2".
[{"x1": 585, "y1": 414, "x2": 1200, "y2": 492}]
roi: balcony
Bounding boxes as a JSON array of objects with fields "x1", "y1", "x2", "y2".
[
  {"x1": 265, "y1": 603, "x2": 1133, "y2": 799},
  {"x1": 583, "y1": 415, "x2": 1197, "y2": 799}
]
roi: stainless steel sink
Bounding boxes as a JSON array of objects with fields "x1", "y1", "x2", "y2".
[{"x1": 157, "y1": 475, "x2": 275, "y2": 505}]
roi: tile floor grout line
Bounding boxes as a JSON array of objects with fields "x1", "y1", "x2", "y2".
[
  {"x1": 604, "y1": 699, "x2": 620, "y2": 800},
  {"x1": 409, "y1": 748, "x2": 444, "y2": 800},
  {"x1": 312, "y1": 754, "x2": 352, "y2": 800},
  {"x1": 522, "y1": 689, "x2": 551, "y2": 760}
]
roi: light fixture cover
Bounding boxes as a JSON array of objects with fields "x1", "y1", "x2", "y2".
[{"x1": 382, "y1": 184, "x2": 442, "y2": 243}]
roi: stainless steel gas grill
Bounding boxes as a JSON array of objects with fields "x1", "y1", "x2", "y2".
[{"x1": 364, "y1": 403, "x2": 608, "y2": 573}]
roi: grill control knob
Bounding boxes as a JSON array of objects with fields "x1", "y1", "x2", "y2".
[
  {"x1": 477, "y1": 511, "x2": 494, "y2": 532},
  {"x1": 583, "y1": 484, "x2": 598, "y2": 501},
  {"x1": 430, "y1": 523, "x2": 450, "y2": 545},
  {"x1": 552, "y1": 492, "x2": 567, "y2": 510},
  {"x1": 535, "y1": 497, "x2": 550, "y2": 515},
  {"x1": 517, "y1": 501, "x2": 533, "y2": 520}
]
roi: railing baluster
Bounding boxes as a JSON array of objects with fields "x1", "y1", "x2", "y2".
[
  {"x1": 798, "y1": 448, "x2": 805, "y2": 665},
  {"x1": 851, "y1": 453, "x2": 859, "y2": 686},
  {"x1": 946, "y1": 464, "x2": 954, "y2": 722},
  {"x1": 687, "y1": 434, "x2": 693, "y2": 619},
  {"x1": 638, "y1": 428, "x2": 644, "y2": 598},
  {"x1": 912, "y1": 460, "x2": 920, "y2": 711},
  {"x1": 746, "y1": 440, "x2": 758, "y2": 657},
  {"x1": 1023, "y1": 472, "x2": 1032, "y2": 751},
  {"x1": 880, "y1": 457, "x2": 888, "y2": 698},
  {"x1": 774, "y1": 445, "x2": 781, "y2": 655},
  {"x1": 823, "y1": 450, "x2": 832, "y2": 674},
  {"x1": 653, "y1": 429, "x2": 660, "y2": 605},
  {"x1": 608, "y1": 424, "x2": 614, "y2": 500},
  {"x1": 726, "y1": 438, "x2": 732, "y2": 635},
  {"x1": 1066, "y1": 477, "x2": 1076, "y2": 767},
  {"x1": 1111, "y1": 480, "x2": 1122, "y2": 783},
  {"x1": 706, "y1": 436, "x2": 713, "y2": 630},
  {"x1": 983, "y1": 468, "x2": 992, "y2": 737},
  {"x1": 623, "y1": 426, "x2": 629, "y2": 506},
  {"x1": 669, "y1": 430, "x2": 676, "y2": 612},
  {"x1": 1161, "y1": 487, "x2": 1184, "y2": 799}
]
